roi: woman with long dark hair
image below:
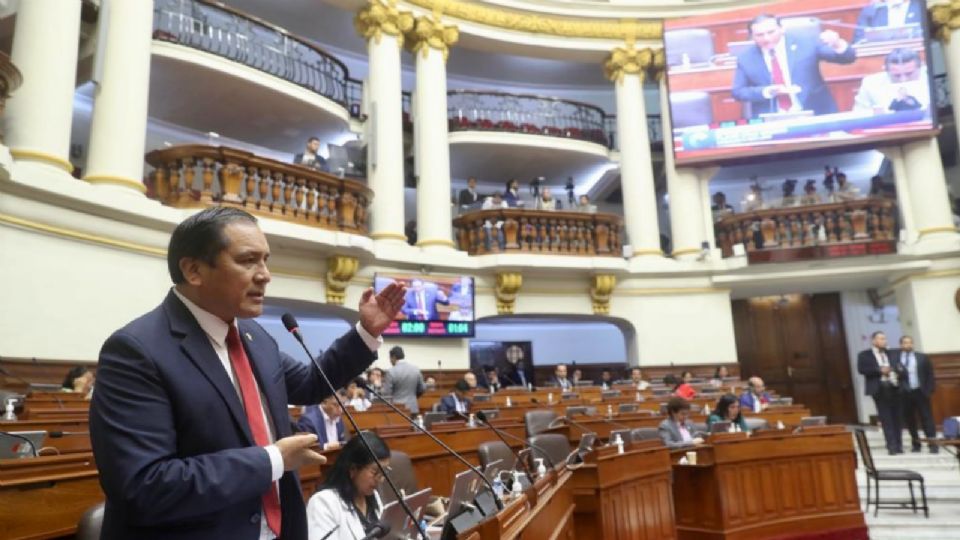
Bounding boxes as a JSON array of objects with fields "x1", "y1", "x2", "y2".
[
  {"x1": 707, "y1": 393, "x2": 749, "y2": 433},
  {"x1": 307, "y1": 431, "x2": 391, "y2": 540}
]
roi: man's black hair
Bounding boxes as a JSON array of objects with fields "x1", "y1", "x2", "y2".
[{"x1": 167, "y1": 206, "x2": 258, "y2": 284}]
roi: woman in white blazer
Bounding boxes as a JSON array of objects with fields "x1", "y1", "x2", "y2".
[{"x1": 307, "y1": 431, "x2": 391, "y2": 540}]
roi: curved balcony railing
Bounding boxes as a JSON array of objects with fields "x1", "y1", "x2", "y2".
[
  {"x1": 146, "y1": 145, "x2": 372, "y2": 235},
  {"x1": 448, "y1": 90, "x2": 611, "y2": 146},
  {"x1": 453, "y1": 208, "x2": 623, "y2": 256},
  {"x1": 152, "y1": 0, "x2": 362, "y2": 114},
  {"x1": 715, "y1": 198, "x2": 897, "y2": 263}
]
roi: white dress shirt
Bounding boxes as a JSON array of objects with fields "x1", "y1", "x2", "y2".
[
  {"x1": 886, "y1": 1, "x2": 910, "y2": 27},
  {"x1": 321, "y1": 409, "x2": 341, "y2": 447},
  {"x1": 173, "y1": 289, "x2": 382, "y2": 540},
  {"x1": 873, "y1": 346, "x2": 898, "y2": 387},
  {"x1": 902, "y1": 351, "x2": 919, "y2": 390},
  {"x1": 678, "y1": 423, "x2": 693, "y2": 442}
]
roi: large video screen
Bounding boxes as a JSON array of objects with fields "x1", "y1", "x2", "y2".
[
  {"x1": 374, "y1": 274, "x2": 475, "y2": 337},
  {"x1": 664, "y1": 0, "x2": 936, "y2": 165}
]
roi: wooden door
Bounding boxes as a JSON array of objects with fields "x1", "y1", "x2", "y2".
[{"x1": 733, "y1": 293, "x2": 858, "y2": 424}]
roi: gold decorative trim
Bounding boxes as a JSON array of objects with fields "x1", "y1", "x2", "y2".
[
  {"x1": 929, "y1": 2, "x2": 960, "y2": 43},
  {"x1": 405, "y1": 14, "x2": 459, "y2": 61},
  {"x1": 917, "y1": 226, "x2": 960, "y2": 236},
  {"x1": 0, "y1": 213, "x2": 166, "y2": 257},
  {"x1": 888, "y1": 269, "x2": 960, "y2": 290},
  {"x1": 10, "y1": 149, "x2": 74, "y2": 173},
  {"x1": 403, "y1": 0, "x2": 662, "y2": 40},
  {"x1": 671, "y1": 247, "x2": 702, "y2": 257},
  {"x1": 416, "y1": 238, "x2": 457, "y2": 248},
  {"x1": 589, "y1": 274, "x2": 616, "y2": 315},
  {"x1": 326, "y1": 255, "x2": 360, "y2": 305},
  {"x1": 604, "y1": 45, "x2": 654, "y2": 83},
  {"x1": 495, "y1": 271, "x2": 522, "y2": 314},
  {"x1": 356, "y1": 0, "x2": 415, "y2": 46},
  {"x1": 84, "y1": 174, "x2": 147, "y2": 194},
  {"x1": 618, "y1": 287, "x2": 731, "y2": 297},
  {"x1": 371, "y1": 232, "x2": 410, "y2": 241},
  {"x1": 630, "y1": 248, "x2": 664, "y2": 257}
]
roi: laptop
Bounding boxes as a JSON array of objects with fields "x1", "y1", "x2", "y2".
[
  {"x1": 423, "y1": 411, "x2": 451, "y2": 430},
  {"x1": 0, "y1": 431, "x2": 44, "y2": 458},
  {"x1": 380, "y1": 487, "x2": 432, "y2": 540},
  {"x1": 800, "y1": 416, "x2": 827, "y2": 427},
  {"x1": 709, "y1": 421, "x2": 732, "y2": 434},
  {"x1": 440, "y1": 469, "x2": 486, "y2": 536}
]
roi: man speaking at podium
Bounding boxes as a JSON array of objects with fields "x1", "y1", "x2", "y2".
[
  {"x1": 732, "y1": 14, "x2": 856, "y2": 118},
  {"x1": 89, "y1": 207, "x2": 405, "y2": 540}
]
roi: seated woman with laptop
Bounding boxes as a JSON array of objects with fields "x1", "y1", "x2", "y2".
[{"x1": 707, "y1": 394, "x2": 750, "y2": 433}]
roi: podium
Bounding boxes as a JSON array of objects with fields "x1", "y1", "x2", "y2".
[
  {"x1": 573, "y1": 440, "x2": 677, "y2": 540},
  {"x1": 671, "y1": 426, "x2": 867, "y2": 540},
  {"x1": 457, "y1": 468, "x2": 574, "y2": 540}
]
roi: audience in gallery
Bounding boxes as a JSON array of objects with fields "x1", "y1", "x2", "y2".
[
  {"x1": 463, "y1": 371, "x2": 478, "y2": 389},
  {"x1": 708, "y1": 365, "x2": 729, "y2": 388},
  {"x1": 577, "y1": 194, "x2": 598, "y2": 214},
  {"x1": 711, "y1": 192, "x2": 735, "y2": 221},
  {"x1": 61, "y1": 365, "x2": 95, "y2": 399},
  {"x1": 306, "y1": 431, "x2": 389, "y2": 540},
  {"x1": 503, "y1": 179, "x2": 522, "y2": 207},
  {"x1": 297, "y1": 393, "x2": 347, "y2": 450},
  {"x1": 707, "y1": 394, "x2": 750, "y2": 433},
  {"x1": 458, "y1": 176, "x2": 480, "y2": 208},
  {"x1": 740, "y1": 376, "x2": 772, "y2": 414},
  {"x1": 657, "y1": 397, "x2": 704, "y2": 448},
  {"x1": 727, "y1": 166, "x2": 895, "y2": 214},
  {"x1": 346, "y1": 378, "x2": 371, "y2": 412},
  {"x1": 538, "y1": 186, "x2": 561, "y2": 210},
  {"x1": 293, "y1": 136, "x2": 328, "y2": 171},
  {"x1": 439, "y1": 379, "x2": 472, "y2": 414},
  {"x1": 480, "y1": 365, "x2": 503, "y2": 392},
  {"x1": 672, "y1": 370, "x2": 698, "y2": 400}
]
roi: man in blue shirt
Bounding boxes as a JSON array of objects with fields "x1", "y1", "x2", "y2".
[{"x1": 893, "y1": 336, "x2": 938, "y2": 453}]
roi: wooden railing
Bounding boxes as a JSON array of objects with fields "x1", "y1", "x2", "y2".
[
  {"x1": 145, "y1": 145, "x2": 371, "y2": 235},
  {"x1": 453, "y1": 208, "x2": 623, "y2": 256},
  {"x1": 715, "y1": 198, "x2": 898, "y2": 262}
]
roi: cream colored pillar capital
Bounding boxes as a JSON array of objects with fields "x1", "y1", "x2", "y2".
[
  {"x1": 326, "y1": 255, "x2": 360, "y2": 305},
  {"x1": 930, "y1": 1, "x2": 960, "y2": 43},
  {"x1": 495, "y1": 272, "x2": 523, "y2": 315},
  {"x1": 405, "y1": 15, "x2": 459, "y2": 61},
  {"x1": 590, "y1": 274, "x2": 617, "y2": 315},
  {"x1": 354, "y1": 0, "x2": 414, "y2": 45},
  {"x1": 603, "y1": 45, "x2": 655, "y2": 83}
]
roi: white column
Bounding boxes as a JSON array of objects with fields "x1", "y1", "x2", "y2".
[
  {"x1": 410, "y1": 17, "x2": 458, "y2": 250},
  {"x1": 608, "y1": 48, "x2": 661, "y2": 258},
  {"x1": 879, "y1": 146, "x2": 916, "y2": 243},
  {"x1": 936, "y1": 14, "x2": 960, "y2": 158},
  {"x1": 357, "y1": 4, "x2": 411, "y2": 244},
  {"x1": 5, "y1": 0, "x2": 82, "y2": 179},
  {"x1": 659, "y1": 76, "x2": 705, "y2": 260},
  {"x1": 901, "y1": 138, "x2": 959, "y2": 241},
  {"x1": 83, "y1": 0, "x2": 154, "y2": 195}
]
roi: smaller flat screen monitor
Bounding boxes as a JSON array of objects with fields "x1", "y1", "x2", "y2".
[
  {"x1": 375, "y1": 274, "x2": 475, "y2": 337},
  {"x1": 709, "y1": 421, "x2": 732, "y2": 434}
]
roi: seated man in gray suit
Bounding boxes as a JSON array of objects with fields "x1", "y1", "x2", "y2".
[
  {"x1": 658, "y1": 397, "x2": 705, "y2": 448},
  {"x1": 384, "y1": 346, "x2": 425, "y2": 414}
]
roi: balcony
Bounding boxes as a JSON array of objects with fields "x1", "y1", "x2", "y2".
[
  {"x1": 145, "y1": 145, "x2": 371, "y2": 235},
  {"x1": 714, "y1": 198, "x2": 898, "y2": 264},
  {"x1": 453, "y1": 208, "x2": 623, "y2": 256}
]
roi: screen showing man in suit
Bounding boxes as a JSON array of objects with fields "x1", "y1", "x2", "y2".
[
  {"x1": 88, "y1": 207, "x2": 406, "y2": 540},
  {"x1": 375, "y1": 274, "x2": 475, "y2": 336},
  {"x1": 663, "y1": 0, "x2": 936, "y2": 165}
]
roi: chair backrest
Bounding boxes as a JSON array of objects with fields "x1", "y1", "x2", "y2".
[
  {"x1": 944, "y1": 417, "x2": 960, "y2": 439},
  {"x1": 664, "y1": 28, "x2": 715, "y2": 66},
  {"x1": 379, "y1": 450, "x2": 418, "y2": 504},
  {"x1": 744, "y1": 417, "x2": 769, "y2": 431},
  {"x1": 566, "y1": 406, "x2": 589, "y2": 417},
  {"x1": 529, "y1": 433, "x2": 571, "y2": 468},
  {"x1": 525, "y1": 409, "x2": 559, "y2": 437},
  {"x1": 75, "y1": 502, "x2": 105, "y2": 540},
  {"x1": 601, "y1": 390, "x2": 621, "y2": 400},
  {"x1": 670, "y1": 91, "x2": 713, "y2": 129},
  {"x1": 478, "y1": 440, "x2": 517, "y2": 471},
  {"x1": 630, "y1": 427, "x2": 661, "y2": 441},
  {"x1": 853, "y1": 429, "x2": 876, "y2": 474}
]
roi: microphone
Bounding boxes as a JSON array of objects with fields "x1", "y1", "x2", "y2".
[
  {"x1": 474, "y1": 411, "x2": 557, "y2": 470},
  {"x1": 547, "y1": 415, "x2": 596, "y2": 434},
  {"x1": 280, "y1": 313, "x2": 428, "y2": 540},
  {"x1": 361, "y1": 383, "x2": 504, "y2": 510},
  {"x1": 361, "y1": 520, "x2": 391, "y2": 540},
  {"x1": 47, "y1": 431, "x2": 89, "y2": 438}
]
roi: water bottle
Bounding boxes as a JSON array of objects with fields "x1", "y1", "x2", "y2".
[
  {"x1": 615, "y1": 434, "x2": 625, "y2": 455},
  {"x1": 635, "y1": 391, "x2": 641, "y2": 402},
  {"x1": 506, "y1": 396, "x2": 512, "y2": 407},
  {"x1": 606, "y1": 405, "x2": 613, "y2": 418},
  {"x1": 511, "y1": 470, "x2": 524, "y2": 496},
  {"x1": 416, "y1": 414, "x2": 425, "y2": 429},
  {"x1": 468, "y1": 413, "x2": 476, "y2": 428},
  {"x1": 776, "y1": 420, "x2": 785, "y2": 430},
  {"x1": 535, "y1": 458, "x2": 547, "y2": 477},
  {"x1": 703, "y1": 404, "x2": 711, "y2": 416},
  {"x1": 3, "y1": 399, "x2": 16, "y2": 421},
  {"x1": 492, "y1": 475, "x2": 505, "y2": 501},
  {"x1": 548, "y1": 393, "x2": 554, "y2": 404}
]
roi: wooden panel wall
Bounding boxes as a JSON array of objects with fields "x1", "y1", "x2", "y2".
[{"x1": 930, "y1": 353, "x2": 960, "y2": 426}]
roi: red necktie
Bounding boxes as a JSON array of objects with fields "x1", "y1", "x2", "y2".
[
  {"x1": 226, "y1": 326, "x2": 282, "y2": 536},
  {"x1": 769, "y1": 51, "x2": 791, "y2": 112},
  {"x1": 417, "y1": 292, "x2": 426, "y2": 317}
]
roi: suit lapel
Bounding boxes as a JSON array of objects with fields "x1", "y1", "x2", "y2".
[
  {"x1": 239, "y1": 319, "x2": 289, "y2": 439},
  {"x1": 165, "y1": 292, "x2": 254, "y2": 445}
]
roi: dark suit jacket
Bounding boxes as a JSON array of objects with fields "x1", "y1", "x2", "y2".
[
  {"x1": 401, "y1": 288, "x2": 449, "y2": 321},
  {"x1": 480, "y1": 379, "x2": 502, "y2": 392},
  {"x1": 458, "y1": 188, "x2": 479, "y2": 207},
  {"x1": 89, "y1": 291, "x2": 375, "y2": 540},
  {"x1": 731, "y1": 35, "x2": 856, "y2": 118},
  {"x1": 857, "y1": 348, "x2": 903, "y2": 397},
  {"x1": 890, "y1": 349, "x2": 936, "y2": 397},
  {"x1": 293, "y1": 152, "x2": 328, "y2": 171},
  {"x1": 439, "y1": 394, "x2": 471, "y2": 414},
  {"x1": 551, "y1": 376, "x2": 572, "y2": 391},
  {"x1": 502, "y1": 366, "x2": 529, "y2": 387},
  {"x1": 854, "y1": 0, "x2": 924, "y2": 43},
  {"x1": 295, "y1": 405, "x2": 346, "y2": 445}
]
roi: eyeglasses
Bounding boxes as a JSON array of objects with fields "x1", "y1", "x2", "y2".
[{"x1": 365, "y1": 464, "x2": 391, "y2": 480}]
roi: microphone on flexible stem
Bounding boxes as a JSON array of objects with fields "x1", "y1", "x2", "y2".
[
  {"x1": 281, "y1": 313, "x2": 428, "y2": 540},
  {"x1": 583, "y1": 414, "x2": 633, "y2": 430},
  {"x1": 360, "y1": 520, "x2": 391, "y2": 540},
  {"x1": 547, "y1": 415, "x2": 596, "y2": 435},
  {"x1": 47, "y1": 431, "x2": 89, "y2": 438},
  {"x1": 474, "y1": 411, "x2": 558, "y2": 470},
  {"x1": 470, "y1": 411, "x2": 535, "y2": 482},
  {"x1": 361, "y1": 382, "x2": 504, "y2": 510}
]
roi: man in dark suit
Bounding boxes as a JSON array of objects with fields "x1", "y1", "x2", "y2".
[
  {"x1": 296, "y1": 394, "x2": 346, "y2": 450},
  {"x1": 293, "y1": 136, "x2": 328, "y2": 171},
  {"x1": 857, "y1": 331, "x2": 905, "y2": 455},
  {"x1": 854, "y1": 0, "x2": 924, "y2": 44},
  {"x1": 439, "y1": 380, "x2": 472, "y2": 414},
  {"x1": 401, "y1": 279, "x2": 449, "y2": 321},
  {"x1": 480, "y1": 365, "x2": 502, "y2": 393},
  {"x1": 458, "y1": 177, "x2": 480, "y2": 208},
  {"x1": 732, "y1": 14, "x2": 856, "y2": 119},
  {"x1": 892, "y1": 336, "x2": 938, "y2": 453},
  {"x1": 89, "y1": 207, "x2": 405, "y2": 540},
  {"x1": 551, "y1": 364, "x2": 572, "y2": 391}
]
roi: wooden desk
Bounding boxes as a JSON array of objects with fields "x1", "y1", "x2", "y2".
[
  {"x1": 573, "y1": 441, "x2": 676, "y2": 540},
  {"x1": 671, "y1": 426, "x2": 866, "y2": 540},
  {"x1": 0, "y1": 452, "x2": 102, "y2": 540},
  {"x1": 457, "y1": 468, "x2": 575, "y2": 540}
]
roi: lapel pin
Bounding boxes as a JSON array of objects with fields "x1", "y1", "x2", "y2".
[{"x1": 245, "y1": 332, "x2": 253, "y2": 342}]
